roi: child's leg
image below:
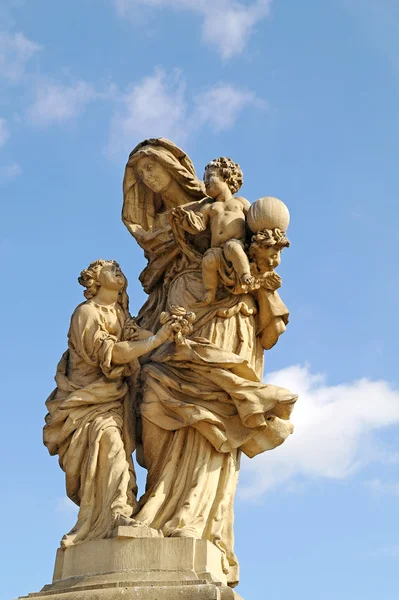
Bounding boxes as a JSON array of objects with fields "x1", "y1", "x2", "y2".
[
  {"x1": 224, "y1": 239, "x2": 254, "y2": 285},
  {"x1": 200, "y1": 250, "x2": 219, "y2": 304}
]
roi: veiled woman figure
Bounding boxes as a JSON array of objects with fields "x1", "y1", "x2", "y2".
[
  {"x1": 123, "y1": 138, "x2": 297, "y2": 587},
  {"x1": 43, "y1": 260, "x2": 173, "y2": 547}
]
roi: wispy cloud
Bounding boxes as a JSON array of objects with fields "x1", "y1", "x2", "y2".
[
  {"x1": 108, "y1": 68, "x2": 264, "y2": 156},
  {"x1": 364, "y1": 544, "x2": 399, "y2": 559},
  {"x1": 27, "y1": 79, "x2": 98, "y2": 126},
  {"x1": 0, "y1": 160, "x2": 21, "y2": 182},
  {"x1": 0, "y1": 30, "x2": 41, "y2": 81},
  {"x1": 240, "y1": 365, "x2": 399, "y2": 498},
  {"x1": 0, "y1": 117, "x2": 9, "y2": 147},
  {"x1": 194, "y1": 83, "x2": 266, "y2": 132},
  {"x1": 365, "y1": 478, "x2": 399, "y2": 496},
  {"x1": 108, "y1": 68, "x2": 187, "y2": 153},
  {"x1": 114, "y1": 0, "x2": 272, "y2": 59}
]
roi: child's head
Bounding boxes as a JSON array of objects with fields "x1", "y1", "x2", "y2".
[
  {"x1": 204, "y1": 157, "x2": 243, "y2": 196},
  {"x1": 249, "y1": 229, "x2": 290, "y2": 271}
]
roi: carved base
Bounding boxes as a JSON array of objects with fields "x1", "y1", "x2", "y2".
[{"x1": 16, "y1": 533, "x2": 243, "y2": 600}]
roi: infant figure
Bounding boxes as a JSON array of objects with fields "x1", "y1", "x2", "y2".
[{"x1": 198, "y1": 157, "x2": 254, "y2": 305}]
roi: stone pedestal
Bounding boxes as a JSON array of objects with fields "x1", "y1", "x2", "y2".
[{"x1": 17, "y1": 533, "x2": 243, "y2": 600}]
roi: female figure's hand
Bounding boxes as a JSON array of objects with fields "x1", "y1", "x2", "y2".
[{"x1": 154, "y1": 320, "x2": 175, "y2": 344}]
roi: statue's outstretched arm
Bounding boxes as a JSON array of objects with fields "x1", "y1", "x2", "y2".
[{"x1": 112, "y1": 322, "x2": 173, "y2": 364}]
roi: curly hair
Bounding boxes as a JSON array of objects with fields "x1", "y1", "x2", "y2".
[
  {"x1": 204, "y1": 157, "x2": 243, "y2": 195},
  {"x1": 249, "y1": 228, "x2": 290, "y2": 260},
  {"x1": 78, "y1": 259, "x2": 130, "y2": 317}
]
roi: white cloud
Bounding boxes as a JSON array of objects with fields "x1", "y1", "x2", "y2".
[
  {"x1": 27, "y1": 80, "x2": 97, "y2": 126},
  {"x1": 366, "y1": 478, "x2": 399, "y2": 496},
  {"x1": 194, "y1": 84, "x2": 265, "y2": 132},
  {"x1": 114, "y1": 0, "x2": 272, "y2": 58},
  {"x1": 240, "y1": 365, "x2": 399, "y2": 498},
  {"x1": 108, "y1": 68, "x2": 263, "y2": 156},
  {"x1": 109, "y1": 69, "x2": 187, "y2": 154},
  {"x1": 0, "y1": 117, "x2": 9, "y2": 147},
  {"x1": 0, "y1": 160, "x2": 21, "y2": 182},
  {"x1": 0, "y1": 30, "x2": 41, "y2": 81},
  {"x1": 200, "y1": 0, "x2": 271, "y2": 59}
]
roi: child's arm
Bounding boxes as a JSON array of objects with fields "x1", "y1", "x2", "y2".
[{"x1": 237, "y1": 196, "x2": 251, "y2": 215}]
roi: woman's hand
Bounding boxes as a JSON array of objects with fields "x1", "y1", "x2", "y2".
[
  {"x1": 154, "y1": 321, "x2": 175, "y2": 345},
  {"x1": 171, "y1": 206, "x2": 189, "y2": 219}
]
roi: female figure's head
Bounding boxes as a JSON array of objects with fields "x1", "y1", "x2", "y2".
[
  {"x1": 134, "y1": 155, "x2": 174, "y2": 195},
  {"x1": 123, "y1": 138, "x2": 206, "y2": 233},
  {"x1": 78, "y1": 259, "x2": 129, "y2": 315}
]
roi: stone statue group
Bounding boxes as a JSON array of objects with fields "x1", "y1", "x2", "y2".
[{"x1": 43, "y1": 138, "x2": 297, "y2": 588}]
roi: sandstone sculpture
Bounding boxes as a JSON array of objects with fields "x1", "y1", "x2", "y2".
[
  {"x1": 43, "y1": 259, "x2": 176, "y2": 547},
  {"x1": 121, "y1": 138, "x2": 297, "y2": 586},
  {"x1": 25, "y1": 137, "x2": 297, "y2": 600}
]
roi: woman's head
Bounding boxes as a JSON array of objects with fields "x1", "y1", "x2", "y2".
[
  {"x1": 134, "y1": 155, "x2": 173, "y2": 194},
  {"x1": 78, "y1": 260, "x2": 129, "y2": 314},
  {"x1": 123, "y1": 138, "x2": 206, "y2": 232}
]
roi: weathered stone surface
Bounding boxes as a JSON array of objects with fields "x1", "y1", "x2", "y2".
[
  {"x1": 55, "y1": 537, "x2": 227, "y2": 584},
  {"x1": 20, "y1": 583, "x2": 242, "y2": 600},
  {"x1": 19, "y1": 137, "x2": 298, "y2": 600},
  {"x1": 17, "y1": 538, "x2": 242, "y2": 600}
]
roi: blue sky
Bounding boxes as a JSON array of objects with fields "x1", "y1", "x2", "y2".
[{"x1": 1, "y1": 1, "x2": 399, "y2": 599}]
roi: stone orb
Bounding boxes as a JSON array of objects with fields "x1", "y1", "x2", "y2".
[{"x1": 247, "y1": 196, "x2": 290, "y2": 234}]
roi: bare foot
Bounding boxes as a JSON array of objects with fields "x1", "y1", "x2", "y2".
[
  {"x1": 170, "y1": 527, "x2": 201, "y2": 539},
  {"x1": 60, "y1": 532, "x2": 77, "y2": 548},
  {"x1": 114, "y1": 514, "x2": 138, "y2": 528},
  {"x1": 241, "y1": 273, "x2": 255, "y2": 286}
]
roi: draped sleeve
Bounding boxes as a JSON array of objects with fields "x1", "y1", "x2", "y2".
[{"x1": 69, "y1": 303, "x2": 126, "y2": 380}]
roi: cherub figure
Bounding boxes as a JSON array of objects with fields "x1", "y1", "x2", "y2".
[
  {"x1": 249, "y1": 228, "x2": 290, "y2": 289},
  {"x1": 195, "y1": 157, "x2": 254, "y2": 304},
  {"x1": 248, "y1": 228, "x2": 291, "y2": 349}
]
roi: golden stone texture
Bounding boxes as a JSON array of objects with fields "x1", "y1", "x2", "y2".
[{"x1": 17, "y1": 138, "x2": 297, "y2": 600}]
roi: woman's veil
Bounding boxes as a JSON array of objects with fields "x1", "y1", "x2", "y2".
[{"x1": 122, "y1": 138, "x2": 205, "y2": 233}]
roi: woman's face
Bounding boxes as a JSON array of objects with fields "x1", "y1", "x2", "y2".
[
  {"x1": 136, "y1": 156, "x2": 173, "y2": 194},
  {"x1": 98, "y1": 262, "x2": 125, "y2": 291}
]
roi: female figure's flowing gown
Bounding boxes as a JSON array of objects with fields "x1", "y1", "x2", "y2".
[
  {"x1": 44, "y1": 301, "x2": 138, "y2": 547},
  {"x1": 123, "y1": 139, "x2": 296, "y2": 587}
]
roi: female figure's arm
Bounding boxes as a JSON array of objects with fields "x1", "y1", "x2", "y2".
[
  {"x1": 112, "y1": 322, "x2": 173, "y2": 364},
  {"x1": 122, "y1": 221, "x2": 151, "y2": 245}
]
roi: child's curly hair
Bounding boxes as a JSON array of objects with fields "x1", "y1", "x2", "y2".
[
  {"x1": 249, "y1": 228, "x2": 290, "y2": 260},
  {"x1": 204, "y1": 157, "x2": 243, "y2": 195}
]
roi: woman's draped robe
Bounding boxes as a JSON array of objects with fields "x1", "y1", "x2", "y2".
[
  {"x1": 132, "y1": 206, "x2": 296, "y2": 587},
  {"x1": 43, "y1": 301, "x2": 138, "y2": 547}
]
